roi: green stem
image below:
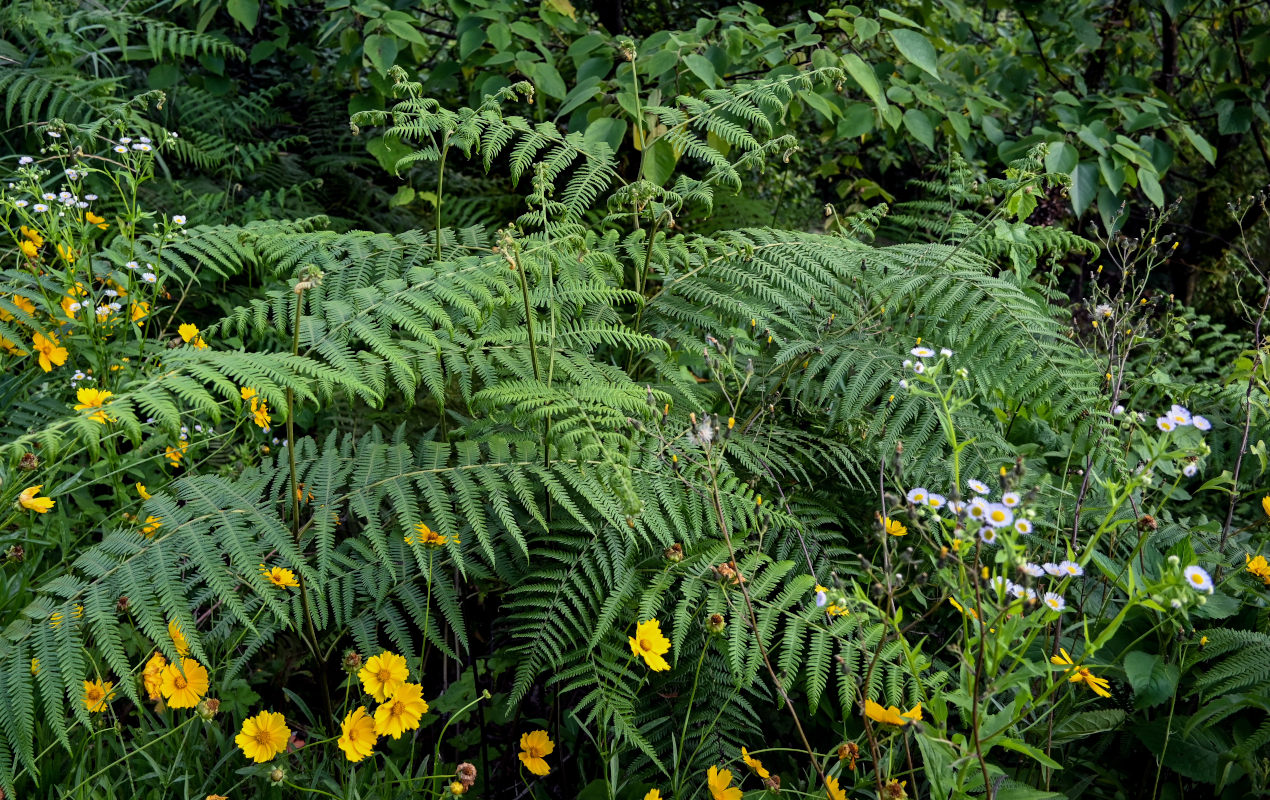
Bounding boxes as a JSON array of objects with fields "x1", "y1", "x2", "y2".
[{"x1": 65, "y1": 715, "x2": 195, "y2": 796}]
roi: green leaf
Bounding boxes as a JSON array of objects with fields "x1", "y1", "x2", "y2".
[
  {"x1": 799, "y1": 89, "x2": 838, "y2": 122},
  {"x1": 1045, "y1": 141, "x2": 1077, "y2": 174},
  {"x1": 226, "y1": 0, "x2": 259, "y2": 31},
  {"x1": 1138, "y1": 168, "x2": 1164, "y2": 207},
  {"x1": 640, "y1": 138, "x2": 677, "y2": 186},
  {"x1": 843, "y1": 53, "x2": 888, "y2": 113},
  {"x1": 530, "y1": 62, "x2": 567, "y2": 100},
  {"x1": 385, "y1": 19, "x2": 426, "y2": 46},
  {"x1": 555, "y1": 77, "x2": 602, "y2": 119},
  {"x1": 1180, "y1": 124, "x2": 1216, "y2": 165},
  {"x1": 994, "y1": 737, "x2": 1062, "y2": 770},
  {"x1": 583, "y1": 117, "x2": 625, "y2": 152},
  {"x1": 838, "y1": 103, "x2": 874, "y2": 138},
  {"x1": 889, "y1": 29, "x2": 940, "y2": 80},
  {"x1": 1124, "y1": 650, "x2": 1178, "y2": 708},
  {"x1": 683, "y1": 54, "x2": 718, "y2": 88},
  {"x1": 854, "y1": 17, "x2": 880, "y2": 41},
  {"x1": 903, "y1": 108, "x2": 935, "y2": 150},
  {"x1": 1070, "y1": 162, "x2": 1098, "y2": 215},
  {"x1": 364, "y1": 35, "x2": 399, "y2": 76},
  {"x1": 1050, "y1": 709, "x2": 1125, "y2": 744}
]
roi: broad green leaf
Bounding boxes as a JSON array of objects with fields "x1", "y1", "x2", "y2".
[
  {"x1": 1045, "y1": 141, "x2": 1077, "y2": 174},
  {"x1": 903, "y1": 108, "x2": 935, "y2": 150},
  {"x1": 799, "y1": 89, "x2": 838, "y2": 122},
  {"x1": 843, "y1": 53, "x2": 888, "y2": 113},
  {"x1": 1180, "y1": 124, "x2": 1216, "y2": 165},
  {"x1": 1124, "y1": 650, "x2": 1178, "y2": 708},
  {"x1": 385, "y1": 19, "x2": 426, "y2": 46},
  {"x1": 530, "y1": 62, "x2": 567, "y2": 100},
  {"x1": 1050, "y1": 709, "x2": 1125, "y2": 744},
  {"x1": 1070, "y1": 162, "x2": 1098, "y2": 215},
  {"x1": 641, "y1": 139, "x2": 677, "y2": 185},
  {"x1": 583, "y1": 117, "x2": 625, "y2": 152},
  {"x1": 542, "y1": 0, "x2": 576, "y2": 20},
  {"x1": 555, "y1": 77, "x2": 603, "y2": 119},
  {"x1": 1138, "y1": 168, "x2": 1164, "y2": 207},
  {"x1": 995, "y1": 737, "x2": 1062, "y2": 770},
  {"x1": 838, "y1": 103, "x2": 874, "y2": 138},
  {"x1": 683, "y1": 54, "x2": 718, "y2": 88},
  {"x1": 363, "y1": 35, "x2": 399, "y2": 76},
  {"x1": 854, "y1": 17, "x2": 880, "y2": 41},
  {"x1": 226, "y1": 0, "x2": 259, "y2": 31},
  {"x1": 889, "y1": 29, "x2": 940, "y2": 80}
]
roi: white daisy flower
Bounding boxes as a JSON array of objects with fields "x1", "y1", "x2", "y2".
[
  {"x1": 1043, "y1": 562, "x2": 1063, "y2": 577},
  {"x1": 119, "y1": 137, "x2": 132, "y2": 144},
  {"x1": 947, "y1": 500, "x2": 965, "y2": 514},
  {"x1": 927, "y1": 493, "x2": 946, "y2": 509},
  {"x1": 1183, "y1": 565, "x2": 1213, "y2": 594},
  {"x1": 913, "y1": 362, "x2": 925, "y2": 374},
  {"x1": 1014, "y1": 519, "x2": 1033, "y2": 534},
  {"x1": 58, "y1": 191, "x2": 71, "y2": 200},
  {"x1": 940, "y1": 347, "x2": 953, "y2": 357},
  {"x1": 899, "y1": 379, "x2": 909, "y2": 390},
  {"x1": 172, "y1": 214, "x2": 186, "y2": 225},
  {"x1": 104, "y1": 289, "x2": 118, "y2": 298},
  {"x1": 1169, "y1": 404, "x2": 1192, "y2": 426},
  {"x1": 989, "y1": 576, "x2": 1011, "y2": 594},
  {"x1": 911, "y1": 346, "x2": 935, "y2": 358},
  {"x1": 108, "y1": 302, "x2": 121, "y2": 311},
  {"x1": 906, "y1": 487, "x2": 929, "y2": 506},
  {"x1": 1156, "y1": 417, "x2": 1174, "y2": 432},
  {"x1": 139, "y1": 136, "x2": 151, "y2": 144},
  {"x1": 1022, "y1": 587, "x2": 1037, "y2": 602},
  {"x1": 114, "y1": 145, "x2": 128, "y2": 154},
  {"x1": 1002, "y1": 491, "x2": 1021, "y2": 507},
  {"x1": 125, "y1": 261, "x2": 139, "y2": 269},
  {"x1": 1094, "y1": 304, "x2": 1113, "y2": 318},
  {"x1": 76, "y1": 201, "x2": 88, "y2": 208},
  {"x1": 85, "y1": 194, "x2": 97, "y2": 201},
  {"x1": 1113, "y1": 405, "x2": 1125, "y2": 415},
  {"x1": 169, "y1": 131, "x2": 179, "y2": 138},
  {"x1": 980, "y1": 526, "x2": 999, "y2": 545},
  {"x1": 1043, "y1": 592, "x2": 1066, "y2": 612},
  {"x1": 1182, "y1": 463, "x2": 1198, "y2": 477},
  {"x1": 68, "y1": 302, "x2": 82, "y2": 313},
  {"x1": 1192, "y1": 415, "x2": 1211, "y2": 431},
  {"x1": 14, "y1": 200, "x2": 28, "y2": 208},
  {"x1": 1059, "y1": 560, "x2": 1083, "y2": 577},
  {"x1": 65, "y1": 169, "x2": 78, "y2": 179},
  {"x1": 984, "y1": 503, "x2": 1014, "y2": 528},
  {"x1": 33, "y1": 203, "x2": 48, "y2": 213},
  {"x1": 95, "y1": 304, "x2": 111, "y2": 316},
  {"x1": 967, "y1": 497, "x2": 989, "y2": 520},
  {"x1": 1022, "y1": 562, "x2": 1045, "y2": 577},
  {"x1": 18, "y1": 156, "x2": 33, "y2": 165},
  {"x1": 41, "y1": 193, "x2": 56, "y2": 201},
  {"x1": 968, "y1": 479, "x2": 989, "y2": 494},
  {"x1": 132, "y1": 143, "x2": 152, "y2": 152},
  {"x1": 141, "y1": 272, "x2": 156, "y2": 283},
  {"x1": 46, "y1": 131, "x2": 61, "y2": 138}
]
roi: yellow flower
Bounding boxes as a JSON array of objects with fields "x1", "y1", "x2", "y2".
[
  {"x1": 260, "y1": 564, "x2": 299, "y2": 588},
  {"x1": 1263, "y1": 496, "x2": 1270, "y2": 519},
  {"x1": 165, "y1": 443, "x2": 187, "y2": 466},
  {"x1": 241, "y1": 386, "x2": 257, "y2": 401},
  {"x1": 137, "y1": 482, "x2": 152, "y2": 500},
  {"x1": 252, "y1": 399, "x2": 271, "y2": 430},
  {"x1": 32, "y1": 331, "x2": 68, "y2": 371},
  {"x1": 628, "y1": 619, "x2": 671, "y2": 671},
  {"x1": 359, "y1": 650, "x2": 409, "y2": 703},
  {"x1": 864, "y1": 699, "x2": 922, "y2": 726},
  {"x1": 85, "y1": 211, "x2": 108, "y2": 229},
  {"x1": 169, "y1": 619, "x2": 190, "y2": 656},
  {"x1": 740, "y1": 746, "x2": 770, "y2": 778},
  {"x1": 30, "y1": 658, "x2": 39, "y2": 676},
  {"x1": 643, "y1": 791, "x2": 662, "y2": 800},
  {"x1": 20, "y1": 226, "x2": 43, "y2": 247},
  {"x1": 518, "y1": 729, "x2": 554, "y2": 776},
  {"x1": 160, "y1": 658, "x2": 209, "y2": 708},
  {"x1": 883, "y1": 516, "x2": 907, "y2": 537},
  {"x1": 826, "y1": 774, "x2": 847, "y2": 800},
  {"x1": 139, "y1": 515, "x2": 162, "y2": 536},
  {"x1": 74, "y1": 387, "x2": 114, "y2": 424},
  {"x1": 815, "y1": 584, "x2": 849, "y2": 617},
  {"x1": 131, "y1": 302, "x2": 149, "y2": 323},
  {"x1": 406, "y1": 521, "x2": 451, "y2": 546},
  {"x1": 19, "y1": 484, "x2": 54, "y2": 513},
  {"x1": 178, "y1": 323, "x2": 208, "y2": 349},
  {"x1": 1049, "y1": 648, "x2": 1112, "y2": 698},
  {"x1": 1247, "y1": 554, "x2": 1270, "y2": 586},
  {"x1": 706, "y1": 765, "x2": 741, "y2": 800},
  {"x1": 0, "y1": 334, "x2": 26, "y2": 355},
  {"x1": 83, "y1": 678, "x2": 115, "y2": 712},
  {"x1": 236, "y1": 710, "x2": 291, "y2": 763},
  {"x1": 373, "y1": 681, "x2": 428, "y2": 739},
  {"x1": 338, "y1": 706, "x2": 378, "y2": 762},
  {"x1": 143, "y1": 653, "x2": 167, "y2": 700},
  {"x1": 18, "y1": 239, "x2": 38, "y2": 259}
]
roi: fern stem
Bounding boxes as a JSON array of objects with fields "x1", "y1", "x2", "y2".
[
  {"x1": 670, "y1": 640, "x2": 710, "y2": 796},
  {"x1": 435, "y1": 137, "x2": 449, "y2": 263}
]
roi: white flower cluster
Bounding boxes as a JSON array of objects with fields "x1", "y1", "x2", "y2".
[{"x1": 1155, "y1": 403, "x2": 1210, "y2": 433}]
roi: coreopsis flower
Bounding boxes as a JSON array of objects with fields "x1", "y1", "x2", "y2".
[
  {"x1": 143, "y1": 653, "x2": 167, "y2": 700},
  {"x1": 1050, "y1": 648, "x2": 1111, "y2": 698},
  {"x1": 406, "y1": 521, "x2": 450, "y2": 546},
  {"x1": 628, "y1": 619, "x2": 672, "y2": 671},
  {"x1": 905, "y1": 487, "x2": 929, "y2": 506},
  {"x1": 968, "y1": 479, "x2": 989, "y2": 494},
  {"x1": 643, "y1": 791, "x2": 661, "y2": 800},
  {"x1": 85, "y1": 211, "x2": 107, "y2": 229},
  {"x1": 83, "y1": 678, "x2": 115, "y2": 712},
  {"x1": 169, "y1": 619, "x2": 190, "y2": 656},
  {"x1": 337, "y1": 706, "x2": 378, "y2": 762},
  {"x1": 73, "y1": 387, "x2": 114, "y2": 424},
  {"x1": 882, "y1": 516, "x2": 907, "y2": 536},
  {"x1": 165, "y1": 444, "x2": 187, "y2": 466},
  {"x1": 740, "y1": 746, "x2": 769, "y2": 778},
  {"x1": 160, "y1": 658, "x2": 209, "y2": 708},
  {"x1": 139, "y1": 515, "x2": 162, "y2": 536},
  {"x1": 178, "y1": 323, "x2": 207, "y2": 349},
  {"x1": 1262, "y1": 496, "x2": 1270, "y2": 519},
  {"x1": 130, "y1": 301, "x2": 149, "y2": 323},
  {"x1": 1184, "y1": 565, "x2": 1214, "y2": 594},
  {"x1": 30, "y1": 658, "x2": 39, "y2": 675},
  {"x1": 1246, "y1": 554, "x2": 1270, "y2": 586},
  {"x1": 374, "y1": 682, "x2": 428, "y2": 739},
  {"x1": 864, "y1": 699, "x2": 922, "y2": 726},
  {"x1": 18, "y1": 239, "x2": 38, "y2": 258},
  {"x1": 236, "y1": 710, "x2": 291, "y2": 762},
  {"x1": 519, "y1": 729, "x2": 554, "y2": 776},
  {"x1": 136, "y1": 482, "x2": 151, "y2": 500},
  {"x1": 32, "y1": 331, "x2": 68, "y2": 372},
  {"x1": 18, "y1": 485, "x2": 54, "y2": 513},
  {"x1": 826, "y1": 775, "x2": 847, "y2": 800},
  {"x1": 260, "y1": 564, "x2": 299, "y2": 588},
  {"x1": 706, "y1": 766, "x2": 741, "y2": 800},
  {"x1": 359, "y1": 650, "x2": 409, "y2": 703}
]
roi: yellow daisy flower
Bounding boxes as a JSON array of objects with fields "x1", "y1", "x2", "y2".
[
  {"x1": 864, "y1": 699, "x2": 923, "y2": 726},
  {"x1": 73, "y1": 387, "x2": 114, "y2": 424},
  {"x1": 236, "y1": 710, "x2": 291, "y2": 763},
  {"x1": 143, "y1": 653, "x2": 167, "y2": 700},
  {"x1": 882, "y1": 516, "x2": 907, "y2": 536},
  {"x1": 406, "y1": 521, "x2": 451, "y2": 546},
  {"x1": 518, "y1": 729, "x2": 554, "y2": 776},
  {"x1": 337, "y1": 706, "x2": 378, "y2": 762},
  {"x1": 373, "y1": 681, "x2": 428, "y2": 739},
  {"x1": 178, "y1": 323, "x2": 208, "y2": 349},
  {"x1": 260, "y1": 564, "x2": 300, "y2": 589},
  {"x1": 826, "y1": 774, "x2": 847, "y2": 800},
  {"x1": 169, "y1": 619, "x2": 190, "y2": 656},
  {"x1": 1247, "y1": 553, "x2": 1270, "y2": 586},
  {"x1": 83, "y1": 678, "x2": 115, "y2": 713},
  {"x1": 18, "y1": 484, "x2": 54, "y2": 513},
  {"x1": 1050, "y1": 648, "x2": 1112, "y2": 698},
  {"x1": 136, "y1": 482, "x2": 152, "y2": 500},
  {"x1": 160, "y1": 658, "x2": 209, "y2": 708},
  {"x1": 628, "y1": 619, "x2": 671, "y2": 671},
  {"x1": 706, "y1": 765, "x2": 741, "y2": 800},
  {"x1": 740, "y1": 746, "x2": 770, "y2": 778},
  {"x1": 32, "y1": 331, "x2": 68, "y2": 372},
  {"x1": 358, "y1": 650, "x2": 409, "y2": 703}
]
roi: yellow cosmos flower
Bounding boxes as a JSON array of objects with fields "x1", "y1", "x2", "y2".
[
  {"x1": 83, "y1": 678, "x2": 115, "y2": 712},
  {"x1": 236, "y1": 710, "x2": 291, "y2": 763},
  {"x1": 338, "y1": 706, "x2": 378, "y2": 762},
  {"x1": 359, "y1": 650, "x2": 409, "y2": 703},
  {"x1": 740, "y1": 746, "x2": 770, "y2": 778},
  {"x1": 18, "y1": 239, "x2": 38, "y2": 259},
  {"x1": 74, "y1": 387, "x2": 114, "y2": 424},
  {"x1": 373, "y1": 681, "x2": 428, "y2": 739},
  {"x1": 143, "y1": 653, "x2": 167, "y2": 700},
  {"x1": 178, "y1": 323, "x2": 208, "y2": 349},
  {"x1": 32, "y1": 331, "x2": 68, "y2": 371},
  {"x1": 406, "y1": 521, "x2": 452, "y2": 546},
  {"x1": 131, "y1": 302, "x2": 149, "y2": 323},
  {"x1": 1247, "y1": 553, "x2": 1270, "y2": 586},
  {"x1": 85, "y1": 211, "x2": 108, "y2": 230},
  {"x1": 518, "y1": 729, "x2": 554, "y2": 776},
  {"x1": 882, "y1": 516, "x2": 907, "y2": 536},
  {"x1": 260, "y1": 564, "x2": 300, "y2": 588},
  {"x1": 706, "y1": 765, "x2": 742, "y2": 800},
  {"x1": 826, "y1": 774, "x2": 847, "y2": 800},
  {"x1": 628, "y1": 619, "x2": 671, "y2": 671},
  {"x1": 19, "y1": 484, "x2": 54, "y2": 513},
  {"x1": 136, "y1": 482, "x2": 152, "y2": 500},
  {"x1": 864, "y1": 699, "x2": 923, "y2": 727},
  {"x1": 160, "y1": 658, "x2": 209, "y2": 708},
  {"x1": 1049, "y1": 648, "x2": 1112, "y2": 698},
  {"x1": 169, "y1": 619, "x2": 190, "y2": 656}
]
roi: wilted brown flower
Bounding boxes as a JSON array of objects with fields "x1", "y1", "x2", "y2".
[{"x1": 457, "y1": 762, "x2": 477, "y2": 788}]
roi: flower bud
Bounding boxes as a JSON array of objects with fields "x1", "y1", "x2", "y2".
[
  {"x1": 18, "y1": 453, "x2": 38, "y2": 471},
  {"x1": 196, "y1": 697, "x2": 220, "y2": 721},
  {"x1": 707, "y1": 613, "x2": 726, "y2": 634},
  {"x1": 450, "y1": 782, "x2": 468, "y2": 795},
  {"x1": 665, "y1": 543, "x2": 684, "y2": 563},
  {"x1": 341, "y1": 649, "x2": 363, "y2": 674},
  {"x1": 269, "y1": 768, "x2": 286, "y2": 785}
]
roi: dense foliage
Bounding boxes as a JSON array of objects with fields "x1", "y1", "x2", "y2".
[{"x1": 2, "y1": 1, "x2": 1269, "y2": 799}]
